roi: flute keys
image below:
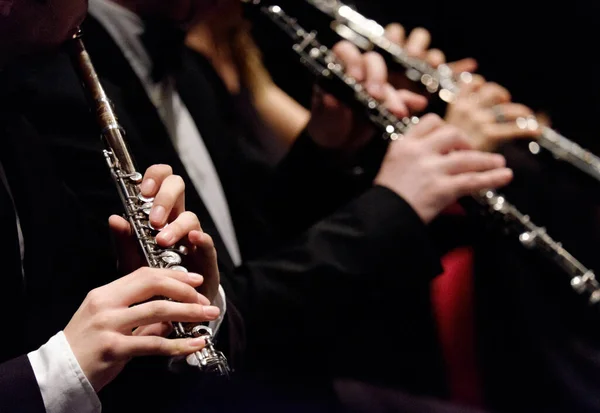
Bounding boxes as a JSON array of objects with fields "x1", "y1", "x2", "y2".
[
  {"x1": 159, "y1": 251, "x2": 182, "y2": 265},
  {"x1": 405, "y1": 68, "x2": 420, "y2": 82},
  {"x1": 137, "y1": 194, "x2": 155, "y2": 215},
  {"x1": 138, "y1": 194, "x2": 154, "y2": 203},
  {"x1": 191, "y1": 325, "x2": 213, "y2": 338},
  {"x1": 129, "y1": 172, "x2": 143, "y2": 184},
  {"x1": 159, "y1": 251, "x2": 188, "y2": 272},
  {"x1": 519, "y1": 231, "x2": 536, "y2": 248},
  {"x1": 589, "y1": 290, "x2": 600, "y2": 305},
  {"x1": 458, "y1": 71, "x2": 473, "y2": 84},
  {"x1": 439, "y1": 89, "x2": 455, "y2": 103},
  {"x1": 571, "y1": 271, "x2": 596, "y2": 293},
  {"x1": 571, "y1": 275, "x2": 585, "y2": 293},
  {"x1": 140, "y1": 203, "x2": 153, "y2": 215}
]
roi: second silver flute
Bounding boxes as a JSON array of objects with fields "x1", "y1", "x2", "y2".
[
  {"x1": 243, "y1": 1, "x2": 600, "y2": 306},
  {"x1": 69, "y1": 29, "x2": 231, "y2": 376},
  {"x1": 302, "y1": 0, "x2": 600, "y2": 183}
]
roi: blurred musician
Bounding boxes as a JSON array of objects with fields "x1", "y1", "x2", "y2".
[
  {"x1": 192, "y1": 5, "x2": 600, "y2": 412},
  {"x1": 377, "y1": 22, "x2": 600, "y2": 413}
]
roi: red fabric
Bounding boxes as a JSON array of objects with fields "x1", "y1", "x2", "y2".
[{"x1": 431, "y1": 206, "x2": 483, "y2": 406}]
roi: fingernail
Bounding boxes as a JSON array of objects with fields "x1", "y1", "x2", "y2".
[
  {"x1": 140, "y1": 178, "x2": 156, "y2": 195},
  {"x1": 188, "y1": 272, "x2": 203, "y2": 283},
  {"x1": 205, "y1": 306, "x2": 221, "y2": 319},
  {"x1": 150, "y1": 205, "x2": 165, "y2": 224},
  {"x1": 493, "y1": 154, "x2": 506, "y2": 165},
  {"x1": 159, "y1": 229, "x2": 174, "y2": 245},
  {"x1": 189, "y1": 337, "x2": 205, "y2": 347}
]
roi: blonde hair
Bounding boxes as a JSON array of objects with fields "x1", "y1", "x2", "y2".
[
  {"x1": 228, "y1": 21, "x2": 273, "y2": 96},
  {"x1": 186, "y1": 9, "x2": 311, "y2": 149},
  {"x1": 186, "y1": 5, "x2": 273, "y2": 97}
]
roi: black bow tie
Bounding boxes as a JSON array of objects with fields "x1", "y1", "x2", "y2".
[{"x1": 139, "y1": 18, "x2": 187, "y2": 83}]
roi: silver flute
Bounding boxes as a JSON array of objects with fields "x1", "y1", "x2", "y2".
[
  {"x1": 242, "y1": 1, "x2": 600, "y2": 305},
  {"x1": 69, "y1": 30, "x2": 230, "y2": 376},
  {"x1": 301, "y1": 0, "x2": 600, "y2": 183}
]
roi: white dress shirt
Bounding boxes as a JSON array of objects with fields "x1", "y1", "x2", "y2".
[{"x1": 89, "y1": 0, "x2": 243, "y2": 267}]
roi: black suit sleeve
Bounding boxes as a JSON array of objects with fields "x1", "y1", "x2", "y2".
[
  {"x1": 223, "y1": 185, "x2": 442, "y2": 375},
  {"x1": 334, "y1": 379, "x2": 494, "y2": 413},
  {"x1": 0, "y1": 356, "x2": 45, "y2": 413},
  {"x1": 265, "y1": 128, "x2": 387, "y2": 238}
]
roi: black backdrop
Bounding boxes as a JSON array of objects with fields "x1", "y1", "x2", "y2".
[{"x1": 251, "y1": 0, "x2": 600, "y2": 152}]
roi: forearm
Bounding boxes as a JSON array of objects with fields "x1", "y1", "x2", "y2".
[
  {"x1": 253, "y1": 84, "x2": 310, "y2": 149},
  {"x1": 226, "y1": 186, "x2": 443, "y2": 371}
]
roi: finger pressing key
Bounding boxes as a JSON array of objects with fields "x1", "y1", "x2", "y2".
[
  {"x1": 122, "y1": 335, "x2": 206, "y2": 358},
  {"x1": 384, "y1": 23, "x2": 406, "y2": 45},
  {"x1": 405, "y1": 27, "x2": 431, "y2": 56},
  {"x1": 149, "y1": 174, "x2": 185, "y2": 228},
  {"x1": 332, "y1": 40, "x2": 365, "y2": 81},
  {"x1": 114, "y1": 268, "x2": 205, "y2": 306},
  {"x1": 119, "y1": 301, "x2": 220, "y2": 331},
  {"x1": 156, "y1": 211, "x2": 201, "y2": 247},
  {"x1": 140, "y1": 164, "x2": 173, "y2": 197}
]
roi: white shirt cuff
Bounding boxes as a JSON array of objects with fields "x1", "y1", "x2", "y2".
[{"x1": 28, "y1": 331, "x2": 101, "y2": 413}]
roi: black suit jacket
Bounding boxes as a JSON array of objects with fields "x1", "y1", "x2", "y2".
[
  {"x1": 470, "y1": 143, "x2": 600, "y2": 413},
  {"x1": 0, "y1": 85, "x2": 117, "y2": 411},
  {"x1": 3, "y1": 15, "x2": 448, "y2": 411},
  {"x1": 261, "y1": 2, "x2": 600, "y2": 410},
  {"x1": 0, "y1": 357, "x2": 46, "y2": 413},
  {"x1": 426, "y1": 139, "x2": 600, "y2": 413}
]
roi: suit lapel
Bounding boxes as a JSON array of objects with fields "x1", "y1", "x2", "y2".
[
  {"x1": 175, "y1": 50, "x2": 277, "y2": 259},
  {"x1": 173, "y1": 50, "x2": 240, "y2": 206}
]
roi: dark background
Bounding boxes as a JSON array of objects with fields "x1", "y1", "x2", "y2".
[{"x1": 252, "y1": 0, "x2": 600, "y2": 153}]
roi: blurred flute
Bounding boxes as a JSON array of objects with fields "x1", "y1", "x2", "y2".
[
  {"x1": 69, "y1": 29, "x2": 231, "y2": 376},
  {"x1": 241, "y1": 0, "x2": 600, "y2": 306},
  {"x1": 301, "y1": 0, "x2": 600, "y2": 183}
]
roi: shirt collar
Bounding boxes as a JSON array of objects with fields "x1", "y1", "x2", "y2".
[{"x1": 88, "y1": 0, "x2": 154, "y2": 86}]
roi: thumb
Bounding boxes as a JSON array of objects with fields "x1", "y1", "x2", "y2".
[{"x1": 109, "y1": 215, "x2": 143, "y2": 274}]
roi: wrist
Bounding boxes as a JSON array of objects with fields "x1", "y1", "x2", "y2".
[{"x1": 372, "y1": 177, "x2": 433, "y2": 225}]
